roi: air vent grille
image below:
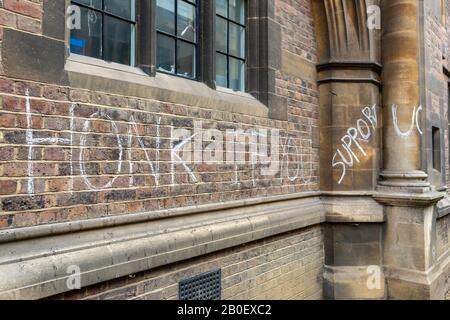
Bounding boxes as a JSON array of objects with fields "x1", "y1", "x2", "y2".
[{"x1": 179, "y1": 269, "x2": 221, "y2": 300}]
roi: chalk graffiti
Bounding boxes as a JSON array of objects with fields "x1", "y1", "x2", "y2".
[
  {"x1": 20, "y1": 91, "x2": 315, "y2": 196},
  {"x1": 171, "y1": 125, "x2": 199, "y2": 185},
  {"x1": 281, "y1": 136, "x2": 300, "y2": 183},
  {"x1": 79, "y1": 111, "x2": 124, "y2": 190},
  {"x1": 25, "y1": 91, "x2": 71, "y2": 194},
  {"x1": 332, "y1": 105, "x2": 378, "y2": 185},
  {"x1": 392, "y1": 104, "x2": 423, "y2": 137},
  {"x1": 128, "y1": 116, "x2": 159, "y2": 186}
]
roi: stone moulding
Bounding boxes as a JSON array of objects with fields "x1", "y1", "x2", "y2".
[
  {"x1": 0, "y1": 195, "x2": 325, "y2": 300},
  {"x1": 321, "y1": 195, "x2": 385, "y2": 223},
  {"x1": 373, "y1": 191, "x2": 445, "y2": 208},
  {"x1": 65, "y1": 54, "x2": 269, "y2": 119},
  {"x1": 0, "y1": 192, "x2": 321, "y2": 244}
]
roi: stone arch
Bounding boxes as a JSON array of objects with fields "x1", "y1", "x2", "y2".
[{"x1": 311, "y1": 0, "x2": 380, "y2": 63}]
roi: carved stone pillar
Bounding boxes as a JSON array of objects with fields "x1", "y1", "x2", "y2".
[
  {"x1": 314, "y1": 0, "x2": 382, "y2": 193},
  {"x1": 378, "y1": 0, "x2": 429, "y2": 190},
  {"x1": 374, "y1": 0, "x2": 445, "y2": 299},
  {"x1": 313, "y1": 0, "x2": 385, "y2": 299}
]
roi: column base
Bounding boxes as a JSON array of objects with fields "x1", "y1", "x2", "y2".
[
  {"x1": 385, "y1": 251, "x2": 450, "y2": 300},
  {"x1": 374, "y1": 189, "x2": 447, "y2": 299},
  {"x1": 324, "y1": 266, "x2": 386, "y2": 300},
  {"x1": 378, "y1": 170, "x2": 431, "y2": 193}
]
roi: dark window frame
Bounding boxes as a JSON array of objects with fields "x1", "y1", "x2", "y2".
[
  {"x1": 70, "y1": 0, "x2": 137, "y2": 66},
  {"x1": 215, "y1": 0, "x2": 247, "y2": 91},
  {"x1": 155, "y1": 0, "x2": 201, "y2": 80},
  {"x1": 433, "y1": 126, "x2": 442, "y2": 172},
  {"x1": 67, "y1": 0, "x2": 282, "y2": 118}
]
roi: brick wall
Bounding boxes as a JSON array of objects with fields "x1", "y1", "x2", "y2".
[
  {"x1": 0, "y1": 0, "x2": 42, "y2": 34},
  {"x1": 0, "y1": 0, "x2": 320, "y2": 230},
  {"x1": 52, "y1": 226, "x2": 324, "y2": 300},
  {"x1": 0, "y1": 78, "x2": 320, "y2": 229},
  {"x1": 423, "y1": 0, "x2": 449, "y2": 187},
  {"x1": 275, "y1": 0, "x2": 319, "y2": 186}
]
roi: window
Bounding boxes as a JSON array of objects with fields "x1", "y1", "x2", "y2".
[
  {"x1": 70, "y1": 0, "x2": 136, "y2": 66},
  {"x1": 156, "y1": 0, "x2": 198, "y2": 79},
  {"x1": 68, "y1": 0, "x2": 260, "y2": 95},
  {"x1": 433, "y1": 126, "x2": 441, "y2": 171},
  {"x1": 215, "y1": 0, "x2": 246, "y2": 91}
]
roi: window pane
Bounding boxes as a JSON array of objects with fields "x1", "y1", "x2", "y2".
[
  {"x1": 177, "y1": 0, "x2": 196, "y2": 42},
  {"x1": 229, "y1": 57, "x2": 245, "y2": 91},
  {"x1": 216, "y1": 0, "x2": 228, "y2": 17},
  {"x1": 229, "y1": 23, "x2": 245, "y2": 58},
  {"x1": 229, "y1": 0, "x2": 245, "y2": 24},
  {"x1": 216, "y1": 53, "x2": 227, "y2": 87},
  {"x1": 104, "y1": 16, "x2": 133, "y2": 65},
  {"x1": 73, "y1": 0, "x2": 102, "y2": 10},
  {"x1": 105, "y1": 0, "x2": 135, "y2": 20},
  {"x1": 157, "y1": 0, "x2": 175, "y2": 34},
  {"x1": 70, "y1": 6, "x2": 102, "y2": 59},
  {"x1": 216, "y1": 16, "x2": 227, "y2": 53},
  {"x1": 177, "y1": 41, "x2": 196, "y2": 78},
  {"x1": 157, "y1": 34, "x2": 176, "y2": 73}
]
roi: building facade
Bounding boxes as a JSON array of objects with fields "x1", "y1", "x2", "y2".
[{"x1": 0, "y1": 0, "x2": 448, "y2": 300}]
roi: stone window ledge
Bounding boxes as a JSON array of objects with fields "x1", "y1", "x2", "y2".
[{"x1": 65, "y1": 54, "x2": 269, "y2": 118}]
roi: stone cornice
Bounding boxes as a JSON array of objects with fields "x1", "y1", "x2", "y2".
[
  {"x1": 317, "y1": 61, "x2": 383, "y2": 74},
  {"x1": 321, "y1": 195, "x2": 385, "y2": 223},
  {"x1": 373, "y1": 191, "x2": 444, "y2": 207},
  {"x1": 0, "y1": 192, "x2": 320, "y2": 244},
  {"x1": 0, "y1": 191, "x2": 389, "y2": 245},
  {"x1": 0, "y1": 196, "x2": 325, "y2": 299},
  {"x1": 316, "y1": 61, "x2": 382, "y2": 87}
]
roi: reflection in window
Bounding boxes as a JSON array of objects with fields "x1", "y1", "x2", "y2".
[
  {"x1": 215, "y1": 0, "x2": 246, "y2": 91},
  {"x1": 156, "y1": 0, "x2": 198, "y2": 79},
  {"x1": 70, "y1": 0, "x2": 136, "y2": 66}
]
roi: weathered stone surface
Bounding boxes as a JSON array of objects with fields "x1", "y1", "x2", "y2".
[{"x1": 2, "y1": 28, "x2": 66, "y2": 84}]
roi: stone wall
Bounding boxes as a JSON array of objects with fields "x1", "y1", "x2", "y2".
[{"x1": 423, "y1": 0, "x2": 449, "y2": 188}]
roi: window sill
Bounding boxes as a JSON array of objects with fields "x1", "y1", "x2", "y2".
[{"x1": 65, "y1": 54, "x2": 268, "y2": 118}]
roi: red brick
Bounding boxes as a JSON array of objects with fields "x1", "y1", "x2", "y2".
[
  {"x1": 47, "y1": 178, "x2": 69, "y2": 192},
  {"x1": 16, "y1": 14, "x2": 40, "y2": 33},
  {"x1": 2, "y1": 96, "x2": 25, "y2": 112},
  {"x1": 0, "y1": 214, "x2": 14, "y2": 229},
  {"x1": 0, "y1": 146, "x2": 14, "y2": 161},
  {"x1": 3, "y1": 0, "x2": 42, "y2": 19},
  {"x1": 0, "y1": 180, "x2": 17, "y2": 195},
  {"x1": 0, "y1": 78, "x2": 14, "y2": 93},
  {"x1": 0, "y1": 112, "x2": 15, "y2": 127},
  {"x1": 43, "y1": 148, "x2": 66, "y2": 161},
  {"x1": 0, "y1": 8, "x2": 17, "y2": 27}
]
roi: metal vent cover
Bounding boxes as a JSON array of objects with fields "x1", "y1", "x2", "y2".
[{"x1": 179, "y1": 269, "x2": 222, "y2": 300}]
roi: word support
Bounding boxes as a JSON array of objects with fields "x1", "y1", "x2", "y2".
[{"x1": 332, "y1": 105, "x2": 378, "y2": 185}]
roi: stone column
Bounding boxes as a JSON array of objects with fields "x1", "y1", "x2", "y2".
[
  {"x1": 374, "y1": 0, "x2": 445, "y2": 299},
  {"x1": 379, "y1": 0, "x2": 428, "y2": 189}
]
